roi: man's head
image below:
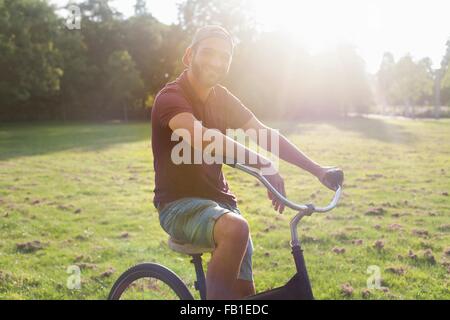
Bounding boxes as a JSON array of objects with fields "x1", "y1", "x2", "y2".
[{"x1": 182, "y1": 25, "x2": 234, "y2": 88}]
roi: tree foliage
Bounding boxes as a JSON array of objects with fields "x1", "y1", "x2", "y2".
[{"x1": 0, "y1": 0, "x2": 447, "y2": 121}]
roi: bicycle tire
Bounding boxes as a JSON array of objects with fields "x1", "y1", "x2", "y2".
[{"x1": 108, "y1": 263, "x2": 195, "y2": 300}]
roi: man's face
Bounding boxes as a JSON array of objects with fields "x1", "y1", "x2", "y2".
[{"x1": 189, "y1": 37, "x2": 232, "y2": 88}]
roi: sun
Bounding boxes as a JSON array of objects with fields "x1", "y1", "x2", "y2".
[{"x1": 250, "y1": 0, "x2": 371, "y2": 53}]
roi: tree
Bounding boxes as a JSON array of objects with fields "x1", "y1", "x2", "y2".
[
  {"x1": 78, "y1": 0, "x2": 126, "y2": 119},
  {"x1": 442, "y1": 65, "x2": 450, "y2": 106},
  {"x1": 440, "y1": 39, "x2": 450, "y2": 70},
  {"x1": 377, "y1": 52, "x2": 396, "y2": 113},
  {"x1": 123, "y1": 15, "x2": 176, "y2": 96},
  {"x1": 417, "y1": 57, "x2": 434, "y2": 105},
  {"x1": 55, "y1": 29, "x2": 91, "y2": 121},
  {"x1": 134, "y1": 0, "x2": 147, "y2": 16},
  {"x1": 389, "y1": 55, "x2": 433, "y2": 116},
  {"x1": 79, "y1": 0, "x2": 122, "y2": 22},
  {"x1": 177, "y1": 0, "x2": 256, "y2": 44},
  {"x1": 105, "y1": 50, "x2": 144, "y2": 121},
  {"x1": 440, "y1": 39, "x2": 450, "y2": 106},
  {"x1": 334, "y1": 44, "x2": 373, "y2": 115},
  {"x1": 0, "y1": 0, "x2": 63, "y2": 120}
]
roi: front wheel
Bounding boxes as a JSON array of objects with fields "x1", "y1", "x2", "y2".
[{"x1": 108, "y1": 263, "x2": 194, "y2": 300}]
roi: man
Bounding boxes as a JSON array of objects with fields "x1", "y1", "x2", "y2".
[{"x1": 151, "y1": 25, "x2": 343, "y2": 299}]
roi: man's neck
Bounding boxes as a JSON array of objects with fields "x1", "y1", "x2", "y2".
[{"x1": 187, "y1": 69, "x2": 212, "y2": 103}]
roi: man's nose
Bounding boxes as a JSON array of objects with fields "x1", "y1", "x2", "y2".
[{"x1": 209, "y1": 55, "x2": 222, "y2": 68}]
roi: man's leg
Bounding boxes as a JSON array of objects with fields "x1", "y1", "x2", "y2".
[
  {"x1": 209, "y1": 246, "x2": 256, "y2": 298},
  {"x1": 232, "y1": 279, "x2": 256, "y2": 297},
  {"x1": 206, "y1": 212, "x2": 249, "y2": 299},
  {"x1": 232, "y1": 234, "x2": 255, "y2": 298},
  {"x1": 208, "y1": 257, "x2": 256, "y2": 298}
]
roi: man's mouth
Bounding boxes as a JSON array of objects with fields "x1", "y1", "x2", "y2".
[{"x1": 205, "y1": 66, "x2": 222, "y2": 77}]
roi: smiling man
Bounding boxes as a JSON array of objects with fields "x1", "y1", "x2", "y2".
[{"x1": 151, "y1": 25, "x2": 343, "y2": 299}]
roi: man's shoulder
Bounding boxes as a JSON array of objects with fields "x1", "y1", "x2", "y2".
[
  {"x1": 214, "y1": 84, "x2": 232, "y2": 97},
  {"x1": 214, "y1": 84, "x2": 243, "y2": 104},
  {"x1": 156, "y1": 80, "x2": 183, "y2": 99},
  {"x1": 154, "y1": 81, "x2": 189, "y2": 108}
]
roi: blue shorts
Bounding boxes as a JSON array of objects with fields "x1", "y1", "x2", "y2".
[{"x1": 157, "y1": 197, "x2": 254, "y2": 281}]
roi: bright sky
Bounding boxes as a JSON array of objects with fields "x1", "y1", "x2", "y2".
[{"x1": 52, "y1": 0, "x2": 450, "y2": 74}]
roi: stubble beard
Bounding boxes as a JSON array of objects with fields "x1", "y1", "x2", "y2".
[{"x1": 192, "y1": 59, "x2": 226, "y2": 88}]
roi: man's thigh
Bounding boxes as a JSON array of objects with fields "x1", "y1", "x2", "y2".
[
  {"x1": 158, "y1": 197, "x2": 230, "y2": 248},
  {"x1": 158, "y1": 198, "x2": 254, "y2": 281}
]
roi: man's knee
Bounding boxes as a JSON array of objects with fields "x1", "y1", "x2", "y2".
[{"x1": 213, "y1": 213, "x2": 249, "y2": 247}]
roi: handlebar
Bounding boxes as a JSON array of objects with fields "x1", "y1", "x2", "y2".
[
  {"x1": 229, "y1": 162, "x2": 342, "y2": 247},
  {"x1": 233, "y1": 162, "x2": 342, "y2": 214},
  {"x1": 228, "y1": 163, "x2": 342, "y2": 248}
]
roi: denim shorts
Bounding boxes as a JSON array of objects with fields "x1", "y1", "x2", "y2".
[{"x1": 157, "y1": 197, "x2": 254, "y2": 281}]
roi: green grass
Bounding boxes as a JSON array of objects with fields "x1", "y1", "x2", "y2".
[{"x1": 0, "y1": 117, "x2": 449, "y2": 299}]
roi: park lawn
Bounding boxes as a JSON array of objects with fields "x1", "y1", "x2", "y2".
[{"x1": 0, "y1": 117, "x2": 449, "y2": 299}]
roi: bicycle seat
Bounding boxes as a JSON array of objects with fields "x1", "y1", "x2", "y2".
[{"x1": 168, "y1": 237, "x2": 214, "y2": 255}]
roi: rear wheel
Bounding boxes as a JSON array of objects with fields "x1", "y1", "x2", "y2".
[{"x1": 108, "y1": 263, "x2": 194, "y2": 300}]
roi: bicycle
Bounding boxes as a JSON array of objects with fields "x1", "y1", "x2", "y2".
[{"x1": 108, "y1": 163, "x2": 342, "y2": 300}]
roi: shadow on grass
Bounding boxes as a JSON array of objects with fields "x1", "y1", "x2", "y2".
[
  {"x1": 0, "y1": 121, "x2": 151, "y2": 161},
  {"x1": 275, "y1": 116, "x2": 415, "y2": 145},
  {"x1": 0, "y1": 116, "x2": 415, "y2": 162}
]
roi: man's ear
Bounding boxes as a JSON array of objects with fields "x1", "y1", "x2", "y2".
[{"x1": 182, "y1": 47, "x2": 193, "y2": 67}]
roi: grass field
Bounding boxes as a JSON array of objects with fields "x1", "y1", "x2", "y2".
[{"x1": 0, "y1": 117, "x2": 449, "y2": 299}]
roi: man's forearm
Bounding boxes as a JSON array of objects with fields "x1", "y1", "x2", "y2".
[
  {"x1": 199, "y1": 127, "x2": 271, "y2": 170},
  {"x1": 278, "y1": 133, "x2": 322, "y2": 176},
  {"x1": 257, "y1": 128, "x2": 322, "y2": 177}
]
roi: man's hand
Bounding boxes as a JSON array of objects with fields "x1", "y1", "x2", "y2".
[
  {"x1": 263, "y1": 165, "x2": 286, "y2": 214},
  {"x1": 317, "y1": 167, "x2": 344, "y2": 191}
]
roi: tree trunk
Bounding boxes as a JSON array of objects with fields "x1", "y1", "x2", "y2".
[
  {"x1": 123, "y1": 101, "x2": 128, "y2": 123},
  {"x1": 434, "y1": 71, "x2": 441, "y2": 119},
  {"x1": 61, "y1": 98, "x2": 67, "y2": 123}
]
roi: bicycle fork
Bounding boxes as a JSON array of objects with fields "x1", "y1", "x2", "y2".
[
  {"x1": 190, "y1": 254, "x2": 207, "y2": 300},
  {"x1": 291, "y1": 244, "x2": 314, "y2": 299},
  {"x1": 289, "y1": 206, "x2": 315, "y2": 299}
]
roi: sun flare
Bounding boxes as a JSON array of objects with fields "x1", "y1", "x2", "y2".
[{"x1": 250, "y1": 0, "x2": 380, "y2": 53}]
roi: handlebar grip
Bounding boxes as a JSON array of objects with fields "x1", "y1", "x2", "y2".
[{"x1": 321, "y1": 168, "x2": 344, "y2": 191}]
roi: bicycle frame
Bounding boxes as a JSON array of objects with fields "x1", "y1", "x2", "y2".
[
  {"x1": 245, "y1": 209, "x2": 317, "y2": 300},
  {"x1": 192, "y1": 163, "x2": 342, "y2": 300},
  {"x1": 192, "y1": 240, "x2": 315, "y2": 300},
  {"x1": 109, "y1": 163, "x2": 342, "y2": 300}
]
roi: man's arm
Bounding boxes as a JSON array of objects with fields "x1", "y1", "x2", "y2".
[
  {"x1": 241, "y1": 116, "x2": 323, "y2": 176},
  {"x1": 168, "y1": 112, "x2": 287, "y2": 213},
  {"x1": 241, "y1": 115, "x2": 344, "y2": 190},
  {"x1": 169, "y1": 112, "x2": 272, "y2": 170}
]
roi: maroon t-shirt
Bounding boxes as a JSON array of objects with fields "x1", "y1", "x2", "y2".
[{"x1": 151, "y1": 70, "x2": 254, "y2": 209}]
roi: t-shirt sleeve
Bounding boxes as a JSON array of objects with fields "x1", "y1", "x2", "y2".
[
  {"x1": 154, "y1": 90, "x2": 194, "y2": 128},
  {"x1": 223, "y1": 89, "x2": 254, "y2": 129}
]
